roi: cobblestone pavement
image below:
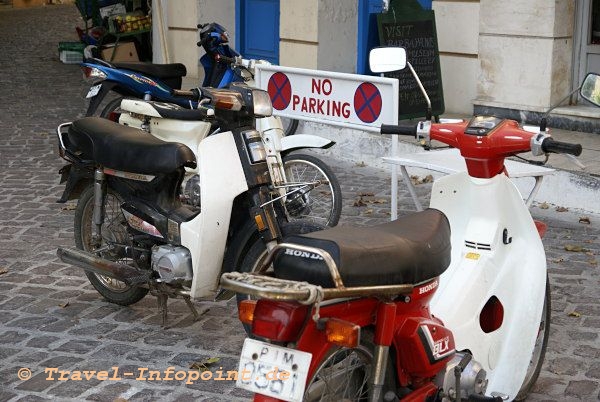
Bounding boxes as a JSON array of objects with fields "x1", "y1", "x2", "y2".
[{"x1": 0, "y1": 5, "x2": 599, "y2": 402}]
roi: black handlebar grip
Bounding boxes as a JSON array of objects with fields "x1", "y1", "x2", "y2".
[
  {"x1": 380, "y1": 123, "x2": 417, "y2": 136},
  {"x1": 541, "y1": 138, "x2": 583, "y2": 156}
]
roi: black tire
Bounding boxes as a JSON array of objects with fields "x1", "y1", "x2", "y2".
[
  {"x1": 74, "y1": 186, "x2": 149, "y2": 305},
  {"x1": 282, "y1": 153, "x2": 342, "y2": 227},
  {"x1": 235, "y1": 221, "x2": 325, "y2": 334},
  {"x1": 281, "y1": 117, "x2": 299, "y2": 136},
  {"x1": 99, "y1": 96, "x2": 124, "y2": 122},
  {"x1": 304, "y1": 328, "x2": 396, "y2": 401},
  {"x1": 515, "y1": 276, "x2": 551, "y2": 400}
]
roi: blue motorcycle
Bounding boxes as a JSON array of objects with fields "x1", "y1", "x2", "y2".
[{"x1": 82, "y1": 22, "x2": 298, "y2": 135}]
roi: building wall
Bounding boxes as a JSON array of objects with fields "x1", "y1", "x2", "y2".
[
  {"x1": 316, "y1": 0, "x2": 358, "y2": 73},
  {"x1": 280, "y1": 0, "x2": 319, "y2": 69},
  {"x1": 432, "y1": 0, "x2": 480, "y2": 114},
  {"x1": 279, "y1": 0, "x2": 358, "y2": 73},
  {"x1": 475, "y1": 0, "x2": 575, "y2": 112}
]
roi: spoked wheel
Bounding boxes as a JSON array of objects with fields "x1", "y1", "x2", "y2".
[
  {"x1": 74, "y1": 186, "x2": 149, "y2": 305},
  {"x1": 304, "y1": 345, "x2": 373, "y2": 401},
  {"x1": 282, "y1": 153, "x2": 342, "y2": 227},
  {"x1": 515, "y1": 277, "x2": 551, "y2": 400},
  {"x1": 99, "y1": 96, "x2": 124, "y2": 122}
]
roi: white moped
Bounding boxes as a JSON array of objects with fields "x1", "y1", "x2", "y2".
[
  {"x1": 56, "y1": 84, "x2": 320, "y2": 325},
  {"x1": 218, "y1": 48, "x2": 591, "y2": 401}
]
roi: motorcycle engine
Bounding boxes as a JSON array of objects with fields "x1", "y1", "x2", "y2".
[
  {"x1": 181, "y1": 174, "x2": 201, "y2": 207},
  {"x1": 151, "y1": 245, "x2": 193, "y2": 284},
  {"x1": 436, "y1": 352, "x2": 488, "y2": 401}
]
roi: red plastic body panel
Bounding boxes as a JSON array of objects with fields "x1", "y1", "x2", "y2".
[
  {"x1": 534, "y1": 220, "x2": 547, "y2": 238},
  {"x1": 431, "y1": 119, "x2": 536, "y2": 178}
]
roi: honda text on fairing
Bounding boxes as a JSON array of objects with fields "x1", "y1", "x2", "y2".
[{"x1": 219, "y1": 47, "x2": 592, "y2": 402}]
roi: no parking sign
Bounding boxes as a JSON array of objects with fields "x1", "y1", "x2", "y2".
[{"x1": 255, "y1": 65, "x2": 399, "y2": 132}]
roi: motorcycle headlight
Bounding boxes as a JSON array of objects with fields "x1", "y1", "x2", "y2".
[
  {"x1": 251, "y1": 89, "x2": 273, "y2": 118},
  {"x1": 243, "y1": 130, "x2": 267, "y2": 163}
]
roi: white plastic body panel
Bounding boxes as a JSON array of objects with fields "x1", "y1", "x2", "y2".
[
  {"x1": 179, "y1": 132, "x2": 249, "y2": 299},
  {"x1": 119, "y1": 112, "x2": 211, "y2": 175},
  {"x1": 429, "y1": 172, "x2": 546, "y2": 399}
]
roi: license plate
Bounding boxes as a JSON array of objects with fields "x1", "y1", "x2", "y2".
[
  {"x1": 86, "y1": 84, "x2": 101, "y2": 98},
  {"x1": 236, "y1": 338, "x2": 312, "y2": 402}
]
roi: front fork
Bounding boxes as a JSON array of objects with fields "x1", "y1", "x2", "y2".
[
  {"x1": 92, "y1": 168, "x2": 107, "y2": 248},
  {"x1": 371, "y1": 302, "x2": 397, "y2": 402}
]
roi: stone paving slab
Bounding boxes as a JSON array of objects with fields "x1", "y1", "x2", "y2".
[{"x1": 0, "y1": 4, "x2": 599, "y2": 401}]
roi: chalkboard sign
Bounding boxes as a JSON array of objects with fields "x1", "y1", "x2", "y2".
[{"x1": 377, "y1": 2, "x2": 444, "y2": 120}]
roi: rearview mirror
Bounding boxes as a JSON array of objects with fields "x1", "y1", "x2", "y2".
[
  {"x1": 369, "y1": 47, "x2": 407, "y2": 73},
  {"x1": 580, "y1": 73, "x2": 600, "y2": 107}
]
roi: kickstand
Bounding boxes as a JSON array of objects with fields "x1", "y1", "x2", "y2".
[
  {"x1": 183, "y1": 295, "x2": 201, "y2": 321},
  {"x1": 157, "y1": 293, "x2": 169, "y2": 327}
]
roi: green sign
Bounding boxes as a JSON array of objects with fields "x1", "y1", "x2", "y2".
[{"x1": 377, "y1": 0, "x2": 445, "y2": 120}]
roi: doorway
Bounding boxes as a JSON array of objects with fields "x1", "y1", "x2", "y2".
[
  {"x1": 574, "y1": 0, "x2": 600, "y2": 97},
  {"x1": 236, "y1": 0, "x2": 280, "y2": 64}
]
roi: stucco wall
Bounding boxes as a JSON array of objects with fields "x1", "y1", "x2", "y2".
[
  {"x1": 432, "y1": 0, "x2": 480, "y2": 115},
  {"x1": 317, "y1": 0, "x2": 358, "y2": 73},
  {"x1": 476, "y1": 0, "x2": 575, "y2": 111},
  {"x1": 280, "y1": 0, "x2": 319, "y2": 69}
]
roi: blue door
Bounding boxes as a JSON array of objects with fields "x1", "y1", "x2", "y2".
[{"x1": 236, "y1": 0, "x2": 280, "y2": 64}]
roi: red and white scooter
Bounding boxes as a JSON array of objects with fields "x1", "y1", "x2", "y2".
[{"x1": 220, "y1": 47, "x2": 593, "y2": 401}]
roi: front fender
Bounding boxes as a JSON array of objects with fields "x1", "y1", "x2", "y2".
[{"x1": 280, "y1": 134, "x2": 335, "y2": 153}]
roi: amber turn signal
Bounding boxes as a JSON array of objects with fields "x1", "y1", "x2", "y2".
[
  {"x1": 238, "y1": 300, "x2": 257, "y2": 325},
  {"x1": 325, "y1": 318, "x2": 360, "y2": 348},
  {"x1": 254, "y1": 214, "x2": 266, "y2": 231}
]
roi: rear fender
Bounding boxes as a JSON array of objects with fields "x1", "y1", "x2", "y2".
[
  {"x1": 57, "y1": 163, "x2": 94, "y2": 203},
  {"x1": 85, "y1": 81, "x2": 118, "y2": 116}
]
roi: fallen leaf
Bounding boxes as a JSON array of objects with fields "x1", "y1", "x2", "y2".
[
  {"x1": 568, "y1": 311, "x2": 581, "y2": 318},
  {"x1": 422, "y1": 174, "x2": 433, "y2": 183},
  {"x1": 363, "y1": 209, "x2": 373, "y2": 215},
  {"x1": 61, "y1": 204, "x2": 76, "y2": 211},
  {"x1": 58, "y1": 301, "x2": 70, "y2": 308},
  {"x1": 190, "y1": 357, "x2": 221, "y2": 372},
  {"x1": 358, "y1": 192, "x2": 374, "y2": 197},
  {"x1": 371, "y1": 199, "x2": 388, "y2": 204},
  {"x1": 0, "y1": 268, "x2": 7, "y2": 275},
  {"x1": 589, "y1": 260, "x2": 598, "y2": 266},
  {"x1": 579, "y1": 217, "x2": 591, "y2": 224},
  {"x1": 539, "y1": 202, "x2": 550, "y2": 210},
  {"x1": 353, "y1": 198, "x2": 367, "y2": 207},
  {"x1": 355, "y1": 161, "x2": 367, "y2": 167},
  {"x1": 552, "y1": 258, "x2": 564, "y2": 263},
  {"x1": 564, "y1": 244, "x2": 590, "y2": 252},
  {"x1": 555, "y1": 206, "x2": 568, "y2": 212}
]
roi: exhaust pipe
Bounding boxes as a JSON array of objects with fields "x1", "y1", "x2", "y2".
[{"x1": 57, "y1": 247, "x2": 151, "y2": 286}]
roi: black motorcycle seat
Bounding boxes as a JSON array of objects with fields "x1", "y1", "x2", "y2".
[
  {"x1": 273, "y1": 209, "x2": 451, "y2": 288},
  {"x1": 149, "y1": 101, "x2": 212, "y2": 121},
  {"x1": 68, "y1": 117, "x2": 197, "y2": 174},
  {"x1": 114, "y1": 62, "x2": 187, "y2": 89}
]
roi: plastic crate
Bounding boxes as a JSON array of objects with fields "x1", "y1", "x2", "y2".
[
  {"x1": 60, "y1": 51, "x2": 84, "y2": 64},
  {"x1": 58, "y1": 42, "x2": 86, "y2": 64}
]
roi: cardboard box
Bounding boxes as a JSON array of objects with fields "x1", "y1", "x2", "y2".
[{"x1": 101, "y1": 41, "x2": 139, "y2": 62}]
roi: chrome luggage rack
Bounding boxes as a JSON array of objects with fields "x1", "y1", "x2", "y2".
[{"x1": 220, "y1": 242, "x2": 414, "y2": 305}]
